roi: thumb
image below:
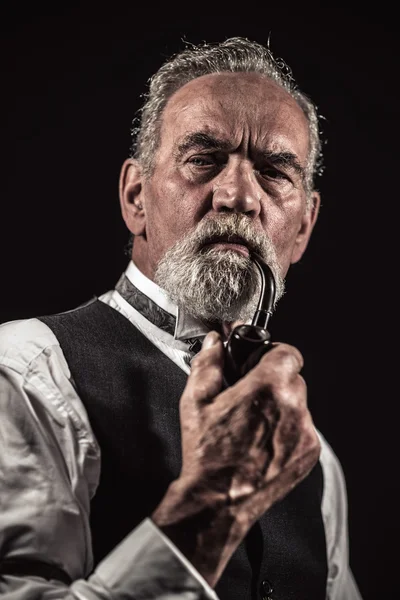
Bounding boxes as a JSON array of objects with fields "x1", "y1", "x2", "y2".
[
  {"x1": 202, "y1": 330, "x2": 221, "y2": 351},
  {"x1": 184, "y1": 331, "x2": 224, "y2": 404}
]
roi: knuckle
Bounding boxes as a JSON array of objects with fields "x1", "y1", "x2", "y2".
[
  {"x1": 234, "y1": 349, "x2": 306, "y2": 411},
  {"x1": 190, "y1": 353, "x2": 205, "y2": 371},
  {"x1": 190, "y1": 350, "x2": 213, "y2": 372},
  {"x1": 262, "y1": 343, "x2": 304, "y2": 372},
  {"x1": 266, "y1": 375, "x2": 306, "y2": 409}
]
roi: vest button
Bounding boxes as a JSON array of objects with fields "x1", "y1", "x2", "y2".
[{"x1": 260, "y1": 578, "x2": 274, "y2": 599}]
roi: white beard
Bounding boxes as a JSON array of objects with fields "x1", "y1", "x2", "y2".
[{"x1": 154, "y1": 214, "x2": 285, "y2": 324}]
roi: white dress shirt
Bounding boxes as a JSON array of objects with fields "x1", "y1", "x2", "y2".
[{"x1": 0, "y1": 260, "x2": 362, "y2": 599}]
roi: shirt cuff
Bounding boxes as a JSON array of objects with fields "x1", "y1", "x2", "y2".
[{"x1": 73, "y1": 518, "x2": 219, "y2": 600}]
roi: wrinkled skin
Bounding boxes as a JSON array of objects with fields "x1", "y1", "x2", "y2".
[
  {"x1": 120, "y1": 72, "x2": 320, "y2": 281},
  {"x1": 119, "y1": 72, "x2": 321, "y2": 586},
  {"x1": 152, "y1": 332, "x2": 320, "y2": 585}
]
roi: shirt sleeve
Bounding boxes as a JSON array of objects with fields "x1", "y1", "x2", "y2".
[
  {"x1": 0, "y1": 318, "x2": 218, "y2": 600},
  {"x1": 318, "y1": 431, "x2": 364, "y2": 600}
]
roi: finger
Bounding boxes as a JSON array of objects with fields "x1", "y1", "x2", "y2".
[
  {"x1": 184, "y1": 331, "x2": 224, "y2": 404},
  {"x1": 220, "y1": 343, "x2": 306, "y2": 412},
  {"x1": 261, "y1": 342, "x2": 304, "y2": 373}
]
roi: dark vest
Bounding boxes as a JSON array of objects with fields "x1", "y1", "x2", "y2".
[{"x1": 40, "y1": 299, "x2": 328, "y2": 600}]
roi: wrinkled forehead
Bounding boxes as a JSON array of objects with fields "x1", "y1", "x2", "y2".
[{"x1": 159, "y1": 72, "x2": 310, "y2": 159}]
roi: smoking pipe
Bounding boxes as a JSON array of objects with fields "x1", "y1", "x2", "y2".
[{"x1": 223, "y1": 253, "x2": 276, "y2": 387}]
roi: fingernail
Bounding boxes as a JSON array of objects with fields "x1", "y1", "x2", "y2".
[{"x1": 202, "y1": 331, "x2": 219, "y2": 350}]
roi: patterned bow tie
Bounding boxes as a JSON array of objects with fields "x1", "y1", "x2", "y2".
[{"x1": 115, "y1": 273, "x2": 203, "y2": 354}]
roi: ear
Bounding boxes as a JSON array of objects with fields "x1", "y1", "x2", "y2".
[
  {"x1": 290, "y1": 191, "x2": 321, "y2": 264},
  {"x1": 119, "y1": 158, "x2": 146, "y2": 236}
]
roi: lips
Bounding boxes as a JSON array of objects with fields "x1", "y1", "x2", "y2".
[
  {"x1": 203, "y1": 235, "x2": 249, "y2": 246},
  {"x1": 202, "y1": 235, "x2": 251, "y2": 257}
]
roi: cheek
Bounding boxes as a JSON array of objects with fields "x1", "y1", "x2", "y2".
[
  {"x1": 159, "y1": 172, "x2": 208, "y2": 220},
  {"x1": 261, "y1": 201, "x2": 305, "y2": 261},
  {"x1": 146, "y1": 179, "x2": 201, "y2": 245}
]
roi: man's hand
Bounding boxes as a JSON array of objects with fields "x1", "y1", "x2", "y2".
[{"x1": 152, "y1": 330, "x2": 320, "y2": 587}]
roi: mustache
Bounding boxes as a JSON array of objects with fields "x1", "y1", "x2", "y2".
[{"x1": 190, "y1": 214, "x2": 269, "y2": 259}]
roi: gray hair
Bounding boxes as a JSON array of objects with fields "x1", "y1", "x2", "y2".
[{"x1": 130, "y1": 36, "x2": 324, "y2": 198}]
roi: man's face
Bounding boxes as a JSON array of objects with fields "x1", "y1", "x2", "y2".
[{"x1": 125, "y1": 72, "x2": 317, "y2": 284}]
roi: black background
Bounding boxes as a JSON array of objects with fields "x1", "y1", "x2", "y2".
[{"x1": 2, "y1": 4, "x2": 398, "y2": 598}]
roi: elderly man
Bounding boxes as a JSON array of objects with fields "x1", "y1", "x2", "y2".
[{"x1": 0, "y1": 37, "x2": 362, "y2": 599}]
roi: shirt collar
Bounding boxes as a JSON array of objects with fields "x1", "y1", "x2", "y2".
[{"x1": 123, "y1": 260, "x2": 210, "y2": 341}]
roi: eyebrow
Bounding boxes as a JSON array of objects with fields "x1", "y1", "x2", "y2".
[
  {"x1": 260, "y1": 151, "x2": 306, "y2": 180},
  {"x1": 174, "y1": 132, "x2": 231, "y2": 160},
  {"x1": 175, "y1": 131, "x2": 306, "y2": 180}
]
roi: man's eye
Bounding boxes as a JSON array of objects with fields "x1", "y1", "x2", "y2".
[
  {"x1": 188, "y1": 156, "x2": 215, "y2": 167},
  {"x1": 261, "y1": 168, "x2": 287, "y2": 180}
]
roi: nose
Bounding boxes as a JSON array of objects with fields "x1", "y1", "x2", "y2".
[{"x1": 212, "y1": 160, "x2": 261, "y2": 217}]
